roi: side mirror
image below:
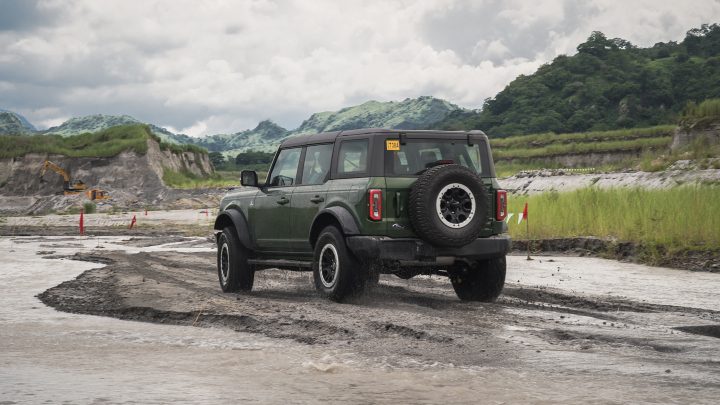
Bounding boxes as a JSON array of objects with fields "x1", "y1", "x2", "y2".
[{"x1": 240, "y1": 170, "x2": 258, "y2": 187}]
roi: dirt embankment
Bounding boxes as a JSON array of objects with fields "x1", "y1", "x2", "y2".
[
  {"x1": 499, "y1": 164, "x2": 720, "y2": 195},
  {"x1": 512, "y1": 237, "x2": 720, "y2": 273},
  {"x1": 0, "y1": 139, "x2": 218, "y2": 215}
]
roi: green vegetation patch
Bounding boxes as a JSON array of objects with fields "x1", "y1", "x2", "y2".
[
  {"x1": 162, "y1": 168, "x2": 239, "y2": 189},
  {"x1": 507, "y1": 186, "x2": 720, "y2": 250},
  {"x1": 0, "y1": 124, "x2": 150, "y2": 158},
  {"x1": 0, "y1": 124, "x2": 208, "y2": 159},
  {"x1": 490, "y1": 126, "x2": 675, "y2": 149},
  {"x1": 493, "y1": 136, "x2": 672, "y2": 160},
  {"x1": 680, "y1": 98, "x2": 720, "y2": 130},
  {"x1": 438, "y1": 24, "x2": 720, "y2": 136},
  {"x1": 83, "y1": 202, "x2": 97, "y2": 214}
]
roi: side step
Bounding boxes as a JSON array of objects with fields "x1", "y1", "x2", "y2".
[{"x1": 247, "y1": 259, "x2": 313, "y2": 271}]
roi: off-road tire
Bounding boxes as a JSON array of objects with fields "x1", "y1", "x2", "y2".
[
  {"x1": 408, "y1": 164, "x2": 488, "y2": 247},
  {"x1": 312, "y1": 226, "x2": 366, "y2": 301},
  {"x1": 217, "y1": 226, "x2": 254, "y2": 292},
  {"x1": 449, "y1": 256, "x2": 506, "y2": 302}
]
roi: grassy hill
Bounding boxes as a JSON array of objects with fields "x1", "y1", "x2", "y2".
[
  {"x1": 439, "y1": 24, "x2": 720, "y2": 137},
  {"x1": 491, "y1": 98, "x2": 720, "y2": 176},
  {"x1": 0, "y1": 124, "x2": 206, "y2": 158}
]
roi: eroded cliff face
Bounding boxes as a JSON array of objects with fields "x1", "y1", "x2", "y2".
[
  {"x1": 671, "y1": 122, "x2": 720, "y2": 150},
  {"x1": 145, "y1": 139, "x2": 212, "y2": 178},
  {"x1": 0, "y1": 139, "x2": 213, "y2": 198}
]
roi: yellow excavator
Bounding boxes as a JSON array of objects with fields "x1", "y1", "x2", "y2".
[{"x1": 39, "y1": 160, "x2": 110, "y2": 201}]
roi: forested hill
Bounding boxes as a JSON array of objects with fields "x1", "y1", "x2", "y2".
[{"x1": 438, "y1": 24, "x2": 720, "y2": 137}]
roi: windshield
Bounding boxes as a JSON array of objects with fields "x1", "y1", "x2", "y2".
[{"x1": 384, "y1": 139, "x2": 488, "y2": 176}]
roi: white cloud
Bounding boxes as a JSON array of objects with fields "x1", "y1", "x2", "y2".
[{"x1": 1, "y1": 0, "x2": 719, "y2": 136}]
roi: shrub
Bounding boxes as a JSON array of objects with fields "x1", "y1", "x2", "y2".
[{"x1": 83, "y1": 202, "x2": 96, "y2": 214}]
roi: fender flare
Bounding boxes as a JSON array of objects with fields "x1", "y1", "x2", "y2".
[
  {"x1": 310, "y1": 206, "x2": 361, "y2": 239},
  {"x1": 214, "y1": 209, "x2": 254, "y2": 249}
]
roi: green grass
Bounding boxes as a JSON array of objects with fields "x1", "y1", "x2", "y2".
[
  {"x1": 0, "y1": 124, "x2": 208, "y2": 158},
  {"x1": 490, "y1": 125, "x2": 675, "y2": 149},
  {"x1": 488, "y1": 126, "x2": 676, "y2": 176},
  {"x1": 682, "y1": 98, "x2": 720, "y2": 122},
  {"x1": 507, "y1": 186, "x2": 720, "y2": 250},
  {"x1": 162, "y1": 169, "x2": 237, "y2": 189},
  {"x1": 0, "y1": 124, "x2": 151, "y2": 158},
  {"x1": 82, "y1": 202, "x2": 96, "y2": 214},
  {"x1": 493, "y1": 136, "x2": 672, "y2": 160},
  {"x1": 163, "y1": 168, "x2": 270, "y2": 189}
]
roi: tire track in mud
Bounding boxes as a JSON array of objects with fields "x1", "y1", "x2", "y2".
[{"x1": 37, "y1": 248, "x2": 720, "y2": 371}]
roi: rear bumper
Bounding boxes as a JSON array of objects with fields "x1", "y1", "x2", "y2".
[{"x1": 346, "y1": 235, "x2": 511, "y2": 265}]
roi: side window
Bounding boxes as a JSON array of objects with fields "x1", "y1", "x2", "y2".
[
  {"x1": 301, "y1": 144, "x2": 333, "y2": 185},
  {"x1": 337, "y1": 139, "x2": 369, "y2": 175},
  {"x1": 268, "y1": 148, "x2": 301, "y2": 187}
]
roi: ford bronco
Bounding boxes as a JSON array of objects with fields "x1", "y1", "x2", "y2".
[{"x1": 214, "y1": 129, "x2": 510, "y2": 302}]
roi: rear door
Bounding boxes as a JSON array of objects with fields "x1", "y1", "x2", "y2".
[{"x1": 288, "y1": 143, "x2": 334, "y2": 252}]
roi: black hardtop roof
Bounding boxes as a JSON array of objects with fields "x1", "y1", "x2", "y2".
[{"x1": 279, "y1": 128, "x2": 488, "y2": 148}]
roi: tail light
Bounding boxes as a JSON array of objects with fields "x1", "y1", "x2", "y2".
[
  {"x1": 369, "y1": 189, "x2": 382, "y2": 221},
  {"x1": 496, "y1": 190, "x2": 507, "y2": 221}
]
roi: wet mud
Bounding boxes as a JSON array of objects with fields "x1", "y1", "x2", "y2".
[{"x1": 38, "y1": 246, "x2": 720, "y2": 378}]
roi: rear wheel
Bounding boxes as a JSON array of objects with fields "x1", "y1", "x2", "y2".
[
  {"x1": 312, "y1": 226, "x2": 366, "y2": 301},
  {"x1": 449, "y1": 256, "x2": 506, "y2": 302},
  {"x1": 217, "y1": 226, "x2": 254, "y2": 292}
]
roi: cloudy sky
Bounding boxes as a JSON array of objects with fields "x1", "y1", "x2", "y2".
[{"x1": 1, "y1": 0, "x2": 719, "y2": 136}]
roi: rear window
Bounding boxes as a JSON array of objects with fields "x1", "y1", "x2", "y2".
[
  {"x1": 384, "y1": 139, "x2": 488, "y2": 176},
  {"x1": 337, "y1": 139, "x2": 369, "y2": 175}
]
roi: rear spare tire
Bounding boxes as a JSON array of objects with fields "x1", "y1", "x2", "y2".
[{"x1": 408, "y1": 164, "x2": 488, "y2": 247}]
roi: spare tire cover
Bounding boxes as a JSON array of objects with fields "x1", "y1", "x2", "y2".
[{"x1": 408, "y1": 164, "x2": 488, "y2": 247}]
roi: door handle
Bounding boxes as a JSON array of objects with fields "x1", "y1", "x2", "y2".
[
  {"x1": 276, "y1": 196, "x2": 290, "y2": 205},
  {"x1": 310, "y1": 195, "x2": 325, "y2": 203}
]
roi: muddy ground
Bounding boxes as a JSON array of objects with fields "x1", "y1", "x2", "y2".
[
  {"x1": 38, "y1": 238, "x2": 720, "y2": 373},
  {"x1": 2, "y1": 235, "x2": 719, "y2": 403}
]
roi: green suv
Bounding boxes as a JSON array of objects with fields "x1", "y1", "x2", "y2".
[{"x1": 214, "y1": 129, "x2": 510, "y2": 302}]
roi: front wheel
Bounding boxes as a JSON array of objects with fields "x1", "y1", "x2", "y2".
[
  {"x1": 312, "y1": 226, "x2": 365, "y2": 301},
  {"x1": 217, "y1": 226, "x2": 254, "y2": 292},
  {"x1": 449, "y1": 256, "x2": 506, "y2": 302}
]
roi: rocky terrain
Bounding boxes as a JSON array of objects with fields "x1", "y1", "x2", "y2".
[
  {"x1": 499, "y1": 162, "x2": 720, "y2": 196},
  {"x1": 0, "y1": 137, "x2": 217, "y2": 215}
]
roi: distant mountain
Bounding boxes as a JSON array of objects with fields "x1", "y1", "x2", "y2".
[
  {"x1": 189, "y1": 96, "x2": 462, "y2": 155},
  {"x1": 437, "y1": 24, "x2": 720, "y2": 137},
  {"x1": 44, "y1": 114, "x2": 140, "y2": 136},
  {"x1": 0, "y1": 112, "x2": 33, "y2": 135},
  {"x1": 294, "y1": 96, "x2": 461, "y2": 135},
  {"x1": 0, "y1": 110, "x2": 36, "y2": 135},
  {"x1": 195, "y1": 120, "x2": 289, "y2": 154},
  {"x1": 41, "y1": 113, "x2": 187, "y2": 144}
]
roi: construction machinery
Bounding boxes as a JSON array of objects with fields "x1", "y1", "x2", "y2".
[{"x1": 39, "y1": 160, "x2": 110, "y2": 201}]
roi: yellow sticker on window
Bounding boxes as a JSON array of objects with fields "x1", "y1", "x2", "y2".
[{"x1": 386, "y1": 139, "x2": 400, "y2": 151}]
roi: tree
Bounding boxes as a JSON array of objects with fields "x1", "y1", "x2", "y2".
[
  {"x1": 235, "y1": 150, "x2": 274, "y2": 166},
  {"x1": 208, "y1": 152, "x2": 226, "y2": 168},
  {"x1": 577, "y1": 31, "x2": 614, "y2": 58}
]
